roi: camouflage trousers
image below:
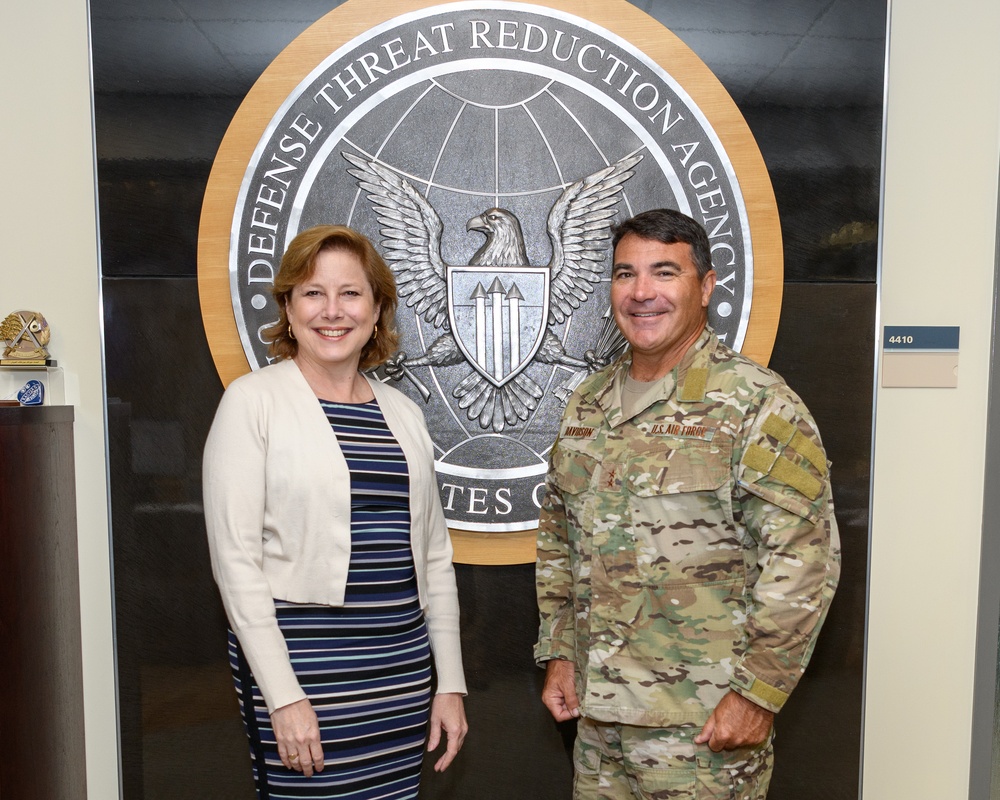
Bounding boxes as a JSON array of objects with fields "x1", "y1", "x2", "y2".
[{"x1": 573, "y1": 717, "x2": 773, "y2": 800}]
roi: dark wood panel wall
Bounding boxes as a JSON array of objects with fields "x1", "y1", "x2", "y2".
[{"x1": 0, "y1": 406, "x2": 87, "y2": 799}]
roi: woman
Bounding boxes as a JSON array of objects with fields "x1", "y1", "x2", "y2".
[{"x1": 204, "y1": 225, "x2": 467, "y2": 798}]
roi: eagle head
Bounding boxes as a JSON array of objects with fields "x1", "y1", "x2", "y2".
[{"x1": 467, "y1": 208, "x2": 528, "y2": 267}]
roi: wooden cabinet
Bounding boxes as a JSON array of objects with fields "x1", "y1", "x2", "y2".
[{"x1": 0, "y1": 406, "x2": 87, "y2": 798}]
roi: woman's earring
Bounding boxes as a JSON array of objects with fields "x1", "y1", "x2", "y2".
[
  {"x1": 372, "y1": 323, "x2": 378, "y2": 342},
  {"x1": 288, "y1": 324, "x2": 296, "y2": 340}
]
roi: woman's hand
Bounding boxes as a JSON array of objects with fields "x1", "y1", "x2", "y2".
[
  {"x1": 427, "y1": 692, "x2": 468, "y2": 772},
  {"x1": 271, "y1": 698, "x2": 324, "y2": 776}
]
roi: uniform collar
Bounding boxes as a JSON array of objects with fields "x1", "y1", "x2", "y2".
[{"x1": 588, "y1": 327, "x2": 716, "y2": 427}]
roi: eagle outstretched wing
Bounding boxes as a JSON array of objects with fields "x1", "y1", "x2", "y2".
[
  {"x1": 546, "y1": 152, "x2": 643, "y2": 324},
  {"x1": 343, "y1": 151, "x2": 450, "y2": 328}
]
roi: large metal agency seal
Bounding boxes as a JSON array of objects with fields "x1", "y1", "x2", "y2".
[{"x1": 198, "y1": 0, "x2": 783, "y2": 564}]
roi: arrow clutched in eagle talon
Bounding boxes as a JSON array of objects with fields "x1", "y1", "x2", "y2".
[{"x1": 385, "y1": 352, "x2": 432, "y2": 403}]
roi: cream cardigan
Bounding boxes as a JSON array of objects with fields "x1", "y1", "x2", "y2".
[{"x1": 203, "y1": 358, "x2": 466, "y2": 713}]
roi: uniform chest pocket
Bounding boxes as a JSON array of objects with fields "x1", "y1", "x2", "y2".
[
  {"x1": 625, "y1": 439, "x2": 730, "y2": 496},
  {"x1": 625, "y1": 439, "x2": 739, "y2": 585}
]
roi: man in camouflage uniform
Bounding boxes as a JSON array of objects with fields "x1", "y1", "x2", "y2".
[{"x1": 535, "y1": 209, "x2": 840, "y2": 799}]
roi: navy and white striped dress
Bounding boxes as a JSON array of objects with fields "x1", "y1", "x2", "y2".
[{"x1": 229, "y1": 398, "x2": 432, "y2": 799}]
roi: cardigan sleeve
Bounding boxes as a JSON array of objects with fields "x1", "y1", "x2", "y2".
[
  {"x1": 203, "y1": 380, "x2": 307, "y2": 713},
  {"x1": 419, "y1": 452, "x2": 467, "y2": 695}
]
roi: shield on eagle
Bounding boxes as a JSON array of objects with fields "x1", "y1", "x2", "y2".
[{"x1": 447, "y1": 266, "x2": 550, "y2": 388}]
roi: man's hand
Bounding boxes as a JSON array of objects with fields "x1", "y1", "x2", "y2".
[
  {"x1": 695, "y1": 690, "x2": 773, "y2": 752},
  {"x1": 541, "y1": 659, "x2": 580, "y2": 721}
]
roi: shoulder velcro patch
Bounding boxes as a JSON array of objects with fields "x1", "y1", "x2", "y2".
[
  {"x1": 678, "y1": 367, "x2": 708, "y2": 402},
  {"x1": 742, "y1": 444, "x2": 822, "y2": 501},
  {"x1": 761, "y1": 413, "x2": 828, "y2": 476}
]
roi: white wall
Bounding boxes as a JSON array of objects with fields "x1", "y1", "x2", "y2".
[
  {"x1": 4, "y1": 0, "x2": 999, "y2": 798},
  {"x1": 1, "y1": 1, "x2": 120, "y2": 797},
  {"x1": 865, "y1": 1, "x2": 1000, "y2": 798}
]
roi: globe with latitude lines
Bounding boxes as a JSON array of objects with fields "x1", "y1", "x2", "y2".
[{"x1": 285, "y1": 64, "x2": 737, "y2": 530}]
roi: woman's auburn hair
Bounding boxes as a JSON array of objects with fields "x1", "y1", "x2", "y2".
[{"x1": 262, "y1": 225, "x2": 400, "y2": 371}]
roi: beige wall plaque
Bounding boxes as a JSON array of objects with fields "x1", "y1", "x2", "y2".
[{"x1": 881, "y1": 326, "x2": 960, "y2": 389}]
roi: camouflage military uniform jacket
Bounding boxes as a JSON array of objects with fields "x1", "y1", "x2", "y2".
[{"x1": 535, "y1": 327, "x2": 840, "y2": 726}]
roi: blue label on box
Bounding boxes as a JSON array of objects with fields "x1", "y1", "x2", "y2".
[{"x1": 883, "y1": 326, "x2": 960, "y2": 351}]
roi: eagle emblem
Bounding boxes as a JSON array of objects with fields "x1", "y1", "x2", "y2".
[{"x1": 344, "y1": 151, "x2": 641, "y2": 431}]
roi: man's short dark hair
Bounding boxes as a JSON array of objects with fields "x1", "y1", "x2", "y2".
[{"x1": 612, "y1": 209, "x2": 713, "y2": 278}]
